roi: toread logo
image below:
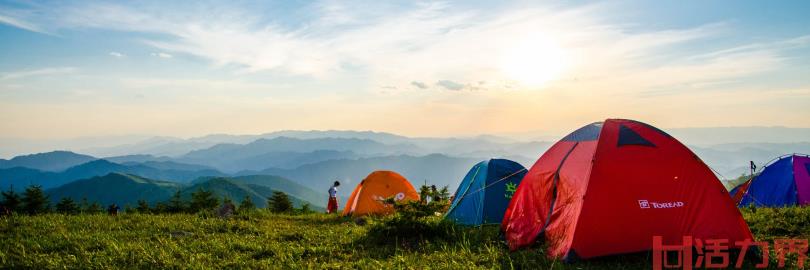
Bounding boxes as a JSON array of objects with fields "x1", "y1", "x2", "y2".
[
  {"x1": 639, "y1": 199, "x2": 684, "y2": 209},
  {"x1": 638, "y1": 200, "x2": 650, "y2": 209}
]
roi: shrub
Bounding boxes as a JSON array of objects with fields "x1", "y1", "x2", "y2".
[
  {"x1": 238, "y1": 196, "x2": 255, "y2": 213},
  {"x1": 365, "y1": 214, "x2": 458, "y2": 247},
  {"x1": 189, "y1": 189, "x2": 219, "y2": 213},
  {"x1": 1, "y1": 188, "x2": 21, "y2": 213},
  {"x1": 267, "y1": 191, "x2": 293, "y2": 213},
  {"x1": 55, "y1": 197, "x2": 80, "y2": 214},
  {"x1": 21, "y1": 185, "x2": 50, "y2": 215},
  {"x1": 741, "y1": 206, "x2": 810, "y2": 240},
  {"x1": 136, "y1": 200, "x2": 151, "y2": 213},
  {"x1": 167, "y1": 191, "x2": 186, "y2": 213},
  {"x1": 385, "y1": 198, "x2": 447, "y2": 220},
  {"x1": 364, "y1": 192, "x2": 456, "y2": 246},
  {"x1": 85, "y1": 201, "x2": 103, "y2": 214},
  {"x1": 152, "y1": 202, "x2": 169, "y2": 213},
  {"x1": 299, "y1": 203, "x2": 313, "y2": 214}
]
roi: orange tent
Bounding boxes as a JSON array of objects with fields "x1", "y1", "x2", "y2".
[{"x1": 342, "y1": 170, "x2": 420, "y2": 216}]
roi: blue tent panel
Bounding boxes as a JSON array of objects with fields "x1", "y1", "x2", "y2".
[
  {"x1": 446, "y1": 161, "x2": 487, "y2": 225},
  {"x1": 482, "y1": 159, "x2": 527, "y2": 224},
  {"x1": 739, "y1": 157, "x2": 797, "y2": 207},
  {"x1": 446, "y1": 159, "x2": 526, "y2": 225}
]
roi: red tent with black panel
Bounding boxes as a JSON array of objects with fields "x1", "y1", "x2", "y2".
[{"x1": 502, "y1": 119, "x2": 753, "y2": 260}]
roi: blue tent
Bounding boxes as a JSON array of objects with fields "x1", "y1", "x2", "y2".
[
  {"x1": 445, "y1": 159, "x2": 527, "y2": 225},
  {"x1": 732, "y1": 154, "x2": 810, "y2": 207}
]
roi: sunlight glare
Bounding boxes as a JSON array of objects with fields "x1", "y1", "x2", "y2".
[{"x1": 499, "y1": 34, "x2": 569, "y2": 88}]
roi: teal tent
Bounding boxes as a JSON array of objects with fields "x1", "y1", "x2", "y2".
[{"x1": 445, "y1": 159, "x2": 526, "y2": 225}]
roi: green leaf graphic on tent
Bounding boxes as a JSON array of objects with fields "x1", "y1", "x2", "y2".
[{"x1": 505, "y1": 182, "x2": 517, "y2": 199}]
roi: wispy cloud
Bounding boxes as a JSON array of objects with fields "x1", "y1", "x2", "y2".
[
  {"x1": 410, "y1": 81, "x2": 428, "y2": 89},
  {"x1": 150, "y1": 52, "x2": 172, "y2": 58},
  {"x1": 0, "y1": 1, "x2": 807, "y2": 140},
  {"x1": 0, "y1": 1, "x2": 803, "y2": 95},
  {"x1": 0, "y1": 67, "x2": 77, "y2": 81},
  {"x1": 0, "y1": 14, "x2": 49, "y2": 34},
  {"x1": 436, "y1": 80, "x2": 464, "y2": 91},
  {"x1": 109, "y1": 51, "x2": 125, "y2": 58}
]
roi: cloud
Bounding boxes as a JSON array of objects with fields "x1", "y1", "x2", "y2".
[
  {"x1": 0, "y1": 1, "x2": 805, "y2": 95},
  {"x1": 109, "y1": 51, "x2": 125, "y2": 58},
  {"x1": 0, "y1": 67, "x2": 77, "y2": 81},
  {"x1": 0, "y1": 14, "x2": 49, "y2": 34},
  {"x1": 0, "y1": 1, "x2": 808, "y2": 140},
  {"x1": 436, "y1": 80, "x2": 464, "y2": 91},
  {"x1": 150, "y1": 52, "x2": 172, "y2": 58},
  {"x1": 410, "y1": 81, "x2": 428, "y2": 89}
]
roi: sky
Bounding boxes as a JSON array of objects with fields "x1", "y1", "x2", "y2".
[{"x1": 1, "y1": 0, "x2": 809, "y2": 140}]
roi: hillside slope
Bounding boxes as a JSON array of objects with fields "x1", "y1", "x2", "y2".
[
  {"x1": 227, "y1": 175, "x2": 328, "y2": 206},
  {"x1": 47, "y1": 173, "x2": 182, "y2": 206},
  {"x1": 45, "y1": 174, "x2": 325, "y2": 210},
  {"x1": 0, "y1": 159, "x2": 226, "y2": 191},
  {"x1": 182, "y1": 177, "x2": 318, "y2": 209},
  {"x1": 0, "y1": 151, "x2": 96, "y2": 172}
]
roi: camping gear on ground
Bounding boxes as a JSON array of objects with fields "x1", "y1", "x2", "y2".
[
  {"x1": 107, "y1": 204, "x2": 119, "y2": 216},
  {"x1": 217, "y1": 201, "x2": 235, "y2": 218},
  {"x1": 501, "y1": 119, "x2": 753, "y2": 261},
  {"x1": 731, "y1": 154, "x2": 810, "y2": 207},
  {"x1": 342, "y1": 170, "x2": 420, "y2": 216},
  {"x1": 445, "y1": 159, "x2": 526, "y2": 225}
]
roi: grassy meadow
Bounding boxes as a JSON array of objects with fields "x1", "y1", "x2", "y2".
[{"x1": 1, "y1": 207, "x2": 809, "y2": 269}]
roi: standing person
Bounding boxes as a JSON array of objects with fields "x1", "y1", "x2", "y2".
[{"x1": 327, "y1": 181, "x2": 340, "y2": 214}]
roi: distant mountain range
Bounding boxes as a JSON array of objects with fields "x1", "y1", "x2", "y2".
[
  {"x1": 0, "y1": 149, "x2": 486, "y2": 208},
  {"x1": 690, "y1": 142, "x2": 810, "y2": 178},
  {"x1": 254, "y1": 154, "x2": 483, "y2": 191},
  {"x1": 0, "y1": 155, "x2": 226, "y2": 191},
  {"x1": 47, "y1": 173, "x2": 325, "y2": 210},
  {"x1": 1, "y1": 128, "x2": 808, "y2": 205},
  {"x1": 667, "y1": 127, "x2": 810, "y2": 145},
  {"x1": 0, "y1": 151, "x2": 96, "y2": 172},
  {"x1": 176, "y1": 137, "x2": 414, "y2": 172},
  {"x1": 78, "y1": 130, "x2": 419, "y2": 157},
  {"x1": 2, "y1": 127, "x2": 808, "y2": 158}
]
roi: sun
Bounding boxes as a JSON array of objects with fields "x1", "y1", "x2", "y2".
[{"x1": 499, "y1": 34, "x2": 569, "y2": 87}]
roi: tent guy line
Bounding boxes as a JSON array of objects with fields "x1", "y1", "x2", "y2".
[{"x1": 450, "y1": 168, "x2": 527, "y2": 203}]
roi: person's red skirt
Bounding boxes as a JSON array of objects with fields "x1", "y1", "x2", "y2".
[{"x1": 327, "y1": 197, "x2": 338, "y2": 214}]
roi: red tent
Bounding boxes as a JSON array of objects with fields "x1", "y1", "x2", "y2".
[{"x1": 502, "y1": 119, "x2": 753, "y2": 260}]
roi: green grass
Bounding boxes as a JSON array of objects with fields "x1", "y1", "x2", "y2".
[
  {"x1": 1, "y1": 208, "x2": 809, "y2": 269},
  {"x1": 741, "y1": 206, "x2": 810, "y2": 241}
]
